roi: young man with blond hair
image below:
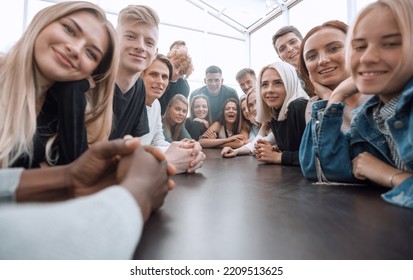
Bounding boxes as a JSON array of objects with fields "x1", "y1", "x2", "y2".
[{"x1": 111, "y1": 5, "x2": 204, "y2": 173}]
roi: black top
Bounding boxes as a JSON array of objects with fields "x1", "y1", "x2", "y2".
[
  {"x1": 110, "y1": 78, "x2": 149, "y2": 140},
  {"x1": 13, "y1": 80, "x2": 89, "y2": 168},
  {"x1": 269, "y1": 97, "x2": 308, "y2": 166},
  {"x1": 189, "y1": 85, "x2": 239, "y2": 123},
  {"x1": 185, "y1": 118, "x2": 208, "y2": 140},
  {"x1": 159, "y1": 78, "x2": 190, "y2": 116}
]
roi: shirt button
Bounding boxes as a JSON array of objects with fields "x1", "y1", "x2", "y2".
[
  {"x1": 393, "y1": 120, "x2": 404, "y2": 129},
  {"x1": 330, "y1": 108, "x2": 337, "y2": 113}
]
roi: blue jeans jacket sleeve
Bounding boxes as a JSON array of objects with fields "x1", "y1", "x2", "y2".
[
  {"x1": 382, "y1": 177, "x2": 413, "y2": 208},
  {"x1": 383, "y1": 78, "x2": 413, "y2": 209},
  {"x1": 300, "y1": 100, "x2": 357, "y2": 183},
  {"x1": 300, "y1": 77, "x2": 413, "y2": 209},
  {"x1": 299, "y1": 115, "x2": 319, "y2": 180}
]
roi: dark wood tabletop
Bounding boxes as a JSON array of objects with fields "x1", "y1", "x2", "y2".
[{"x1": 134, "y1": 149, "x2": 413, "y2": 260}]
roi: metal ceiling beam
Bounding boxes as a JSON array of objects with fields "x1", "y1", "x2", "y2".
[
  {"x1": 186, "y1": 0, "x2": 247, "y2": 35},
  {"x1": 247, "y1": 0, "x2": 302, "y2": 34}
]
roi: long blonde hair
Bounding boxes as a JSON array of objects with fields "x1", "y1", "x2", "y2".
[
  {"x1": 163, "y1": 94, "x2": 189, "y2": 141},
  {"x1": 256, "y1": 61, "x2": 308, "y2": 123},
  {"x1": 0, "y1": 1, "x2": 118, "y2": 167}
]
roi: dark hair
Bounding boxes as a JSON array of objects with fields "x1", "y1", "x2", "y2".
[
  {"x1": 169, "y1": 40, "x2": 186, "y2": 51},
  {"x1": 272, "y1": 26, "x2": 303, "y2": 53},
  {"x1": 205, "y1": 65, "x2": 222, "y2": 75},
  {"x1": 239, "y1": 94, "x2": 253, "y2": 132},
  {"x1": 235, "y1": 68, "x2": 256, "y2": 82},
  {"x1": 152, "y1": 54, "x2": 173, "y2": 81},
  {"x1": 190, "y1": 95, "x2": 212, "y2": 124},
  {"x1": 218, "y1": 98, "x2": 242, "y2": 137},
  {"x1": 297, "y1": 20, "x2": 348, "y2": 95}
]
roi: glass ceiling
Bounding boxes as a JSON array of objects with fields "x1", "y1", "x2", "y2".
[{"x1": 187, "y1": 0, "x2": 296, "y2": 32}]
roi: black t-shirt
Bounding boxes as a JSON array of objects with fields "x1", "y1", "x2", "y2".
[
  {"x1": 110, "y1": 78, "x2": 149, "y2": 139},
  {"x1": 13, "y1": 80, "x2": 89, "y2": 168},
  {"x1": 185, "y1": 118, "x2": 208, "y2": 140}
]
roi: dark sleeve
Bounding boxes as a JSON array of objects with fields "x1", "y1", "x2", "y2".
[
  {"x1": 185, "y1": 118, "x2": 206, "y2": 140},
  {"x1": 52, "y1": 80, "x2": 90, "y2": 165},
  {"x1": 33, "y1": 80, "x2": 90, "y2": 166},
  {"x1": 281, "y1": 99, "x2": 308, "y2": 166},
  {"x1": 181, "y1": 79, "x2": 190, "y2": 98},
  {"x1": 185, "y1": 119, "x2": 197, "y2": 139},
  {"x1": 281, "y1": 151, "x2": 300, "y2": 166},
  {"x1": 133, "y1": 104, "x2": 149, "y2": 137}
]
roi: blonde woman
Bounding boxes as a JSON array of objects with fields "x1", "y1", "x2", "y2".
[
  {"x1": 0, "y1": 2, "x2": 173, "y2": 259},
  {"x1": 162, "y1": 94, "x2": 192, "y2": 142},
  {"x1": 255, "y1": 61, "x2": 308, "y2": 166},
  {"x1": 0, "y1": 1, "x2": 118, "y2": 168}
]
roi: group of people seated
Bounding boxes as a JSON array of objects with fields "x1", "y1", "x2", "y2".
[{"x1": 0, "y1": 0, "x2": 412, "y2": 259}]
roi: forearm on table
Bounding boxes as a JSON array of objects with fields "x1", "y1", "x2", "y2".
[
  {"x1": 16, "y1": 166, "x2": 72, "y2": 202},
  {"x1": 199, "y1": 138, "x2": 227, "y2": 148},
  {"x1": 236, "y1": 145, "x2": 253, "y2": 155},
  {"x1": 220, "y1": 140, "x2": 244, "y2": 149}
]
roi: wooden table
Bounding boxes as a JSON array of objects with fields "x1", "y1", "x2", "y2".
[{"x1": 134, "y1": 149, "x2": 413, "y2": 259}]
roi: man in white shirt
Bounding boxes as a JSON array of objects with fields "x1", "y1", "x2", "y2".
[{"x1": 141, "y1": 54, "x2": 205, "y2": 173}]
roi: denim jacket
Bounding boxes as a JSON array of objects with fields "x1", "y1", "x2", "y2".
[{"x1": 299, "y1": 77, "x2": 413, "y2": 209}]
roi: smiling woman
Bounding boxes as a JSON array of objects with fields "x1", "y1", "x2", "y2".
[
  {"x1": 297, "y1": 20, "x2": 371, "y2": 132},
  {"x1": 0, "y1": 1, "x2": 118, "y2": 168},
  {"x1": 299, "y1": 0, "x2": 413, "y2": 209},
  {"x1": 162, "y1": 94, "x2": 192, "y2": 142},
  {"x1": 199, "y1": 98, "x2": 249, "y2": 149},
  {"x1": 34, "y1": 11, "x2": 109, "y2": 84},
  {"x1": 255, "y1": 61, "x2": 308, "y2": 166},
  {"x1": 0, "y1": 1, "x2": 170, "y2": 260}
]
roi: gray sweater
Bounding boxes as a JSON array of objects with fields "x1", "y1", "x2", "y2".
[{"x1": 0, "y1": 169, "x2": 143, "y2": 259}]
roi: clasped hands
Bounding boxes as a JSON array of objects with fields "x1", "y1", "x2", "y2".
[
  {"x1": 67, "y1": 137, "x2": 175, "y2": 220},
  {"x1": 254, "y1": 139, "x2": 282, "y2": 164}
]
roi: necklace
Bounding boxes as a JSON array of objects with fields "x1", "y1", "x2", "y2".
[{"x1": 226, "y1": 129, "x2": 233, "y2": 137}]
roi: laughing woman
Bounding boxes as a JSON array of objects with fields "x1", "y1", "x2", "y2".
[{"x1": 199, "y1": 98, "x2": 248, "y2": 148}]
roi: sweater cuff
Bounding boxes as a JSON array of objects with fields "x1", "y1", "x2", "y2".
[{"x1": 0, "y1": 168, "x2": 24, "y2": 203}]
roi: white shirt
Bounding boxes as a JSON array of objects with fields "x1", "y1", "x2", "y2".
[
  {"x1": 140, "y1": 100, "x2": 170, "y2": 152},
  {"x1": 245, "y1": 131, "x2": 276, "y2": 153}
]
